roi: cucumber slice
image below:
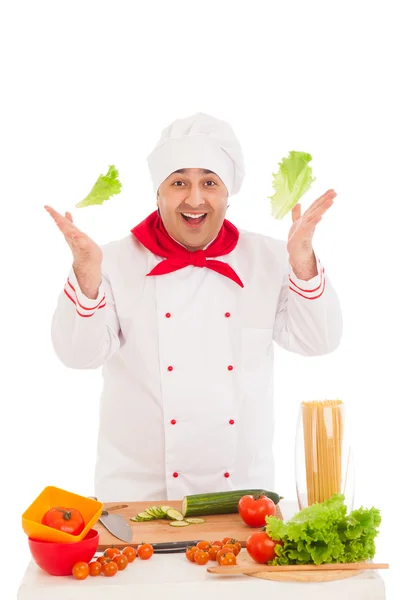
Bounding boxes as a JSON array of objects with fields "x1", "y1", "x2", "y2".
[
  {"x1": 169, "y1": 520, "x2": 190, "y2": 527},
  {"x1": 161, "y1": 505, "x2": 173, "y2": 515},
  {"x1": 154, "y1": 507, "x2": 165, "y2": 518},
  {"x1": 145, "y1": 508, "x2": 159, "y2": 518},
  {"x1": 166, "y1": 508, "x2": 184, "y2": 521},
  {"x1": 137, "y1": 512, "x2": 154, "y2": 520},
  {"x1": 185, "y1": 518, "x2": 206, "y2": 524}
]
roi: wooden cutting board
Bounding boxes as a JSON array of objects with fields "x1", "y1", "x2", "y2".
[{"x1": 94, "y1": 500, "x2": 283, "y2": 551}]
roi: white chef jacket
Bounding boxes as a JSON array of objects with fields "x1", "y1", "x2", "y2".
[{"x1": 51, "y1": 228, "x2": 342, "y2": 502}]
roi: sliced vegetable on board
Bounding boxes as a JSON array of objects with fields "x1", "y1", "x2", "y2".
[
  {"x1": 169, "y1": 520, "x2": 190, "y2": 527},
  {"x1": 130, "y1": 505, "x2": 203, "y2": 525},
  {"x1": 268, "y1": 151, "x2": 315, "y2": 219}
]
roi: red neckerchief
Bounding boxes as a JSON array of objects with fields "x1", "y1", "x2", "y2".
[{"x1": 131, "y1": 210, "x2": 244, "y2": 288}]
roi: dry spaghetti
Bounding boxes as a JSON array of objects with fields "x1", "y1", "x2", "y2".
[{"x1": 301, "y1": 400, "x2": 344, "y2": 505}]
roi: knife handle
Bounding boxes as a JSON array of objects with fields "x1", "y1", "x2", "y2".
[{"x1": 87, "y1": 496, "x2": 127, "y2": 515}]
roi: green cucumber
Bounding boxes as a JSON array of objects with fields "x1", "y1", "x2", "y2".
[
  {"x1": 169, "y1": 520, "x2": 190, "y2": 527},
  {"x1": 182, "y1": 489, "x2": 282, "y2": 517}
]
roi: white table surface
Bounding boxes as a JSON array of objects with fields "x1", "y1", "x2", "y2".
[{"x1": 17, "y1": 500, "x2": 386, "y2": 600}]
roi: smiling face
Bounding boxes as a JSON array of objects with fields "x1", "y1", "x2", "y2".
[{"x1": 157, "y1": 168, "x2": 229, "y2": 251}]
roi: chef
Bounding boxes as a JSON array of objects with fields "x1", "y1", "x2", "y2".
[{"x1": 45, "y1": 113, "x2": 342, "y2": 502}]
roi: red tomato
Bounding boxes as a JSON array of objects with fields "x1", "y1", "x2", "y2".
[
  {"x1": 88, "y1": 561, "x2": 102, "y2": 577},
  {"x1": 42, "y1": 507, "x2": 85, "y2": 535},
  {"x1": 104, "y1": 547, "x2": 120, "y2": 560},
  {"x1": 196, "y1": 541, "x2": 211, "y2": 552},
  {"x1": 216, "y1": 547, "x2": 233, "y2": 565},
  {"x1": 223, "y1": 538, "x2": 241, "y2": 552},
  {"x1": 102, "y1": 561, "x2": 118, "y2": 577},
  {"x1": 212, "y1": 540, "x2": 223, "y2": 547},
  {"x1": 138, "y1": 543, "x2": 154, "y2": 560},
  {"x1": 220, "y1": 552, "x2": 237, "y2": 566},
  {"x1": 233, "y1": 540, "x2": 242, "y2": 553},
  {"x1": 194, "y1": 549, "x2": 209, "y2": 565},
  {"x1": 238, "y1": 494, "x2": 276, "y2": 527},
  {"x1": 186, "y1": 546, "x2": 199, "y2": 563},
  {"x1": 72, "y1": 561, "x2": 89, "y2": 580},
  {"x1": 246, "y1": 531, "x2": 279, "y2": 564},
  {"x1": 113, "y1": 554, "x2": 128, "y2": 571},
  {"x1": 208, "y1": 545, "x2": 221, "y2": 561},
  {"x1": 221, "y1": 543, "x2": 239, "y2": 556},
  {"x1": 97, "y1": 555, "x2": 108, "y2": 566},
  {"x1": 122, "y1": 547, "x2": 136, "y2": 563}
]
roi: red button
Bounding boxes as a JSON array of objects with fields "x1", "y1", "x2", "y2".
[
  {"x1": 227, "y1": 365, "x2": 234, "y2": 371},
  {"x1": 224, "y1": 472, "x2": 230, "y2": 478},
  {"x1": 165, "y1": 313, "x2": 171, "y2": 318},
  {"x1": 225, "y1": 312, "x2": 231, "y2": 318},
  {"x1": 229, "y1": 419, "x2": 235, "y2": 425},
  {"x1": 168, "y1": 366, "x2": 173, "y2": 371},
  {"x1": 171, "y1": 419, "x2": 176, "y2": 425},
  {"x1": 173, "y1": 472, "x2": 179, "y2": 478}
]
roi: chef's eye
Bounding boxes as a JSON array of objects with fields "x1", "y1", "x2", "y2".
[
  {"x1": 205, "y1": 181, "x2": 216, "y2": 186},
  {"x1": 173, "y1": 181, "x2": 185, "y2": 186}
]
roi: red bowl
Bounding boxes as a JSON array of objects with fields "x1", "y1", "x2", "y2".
[{"x1": 28, "y1": 528, "x2": 99, "y2": 576}]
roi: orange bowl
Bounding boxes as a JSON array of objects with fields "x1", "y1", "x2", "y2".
[
  {"x1": 22, "y1": 486, "x2": 103, "y2": 543},
  {"x1": 29, "y1": 528, "x2": 99, "y2": 576}
]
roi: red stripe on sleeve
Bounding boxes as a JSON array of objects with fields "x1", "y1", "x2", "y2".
[
  {"x1": 289, "y1": 276, "x2": 326, "y2": 300},
  {"x1": 64, "y1": 287, "x2": 106, "y2": 317},
  {"x1": 67, "y1": 279, "x2": 105, "y2": 310},
  {"x1": 289, "y1": 267, "x2": 325, "y2": 293}
]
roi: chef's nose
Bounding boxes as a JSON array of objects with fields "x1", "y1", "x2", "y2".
[{"x1": 187, "y1": 184, "x2": 204, "y2": 207}]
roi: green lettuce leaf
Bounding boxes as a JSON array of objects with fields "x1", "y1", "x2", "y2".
[
  {"x1": 265, "y1": 494, "x2": 381, "y2": 565},
  {"x1": 268, "y1": 151, "x2": 315, "y2": 219},
  {"x1": 75, "y1": 165, "x2": 122, "y2": 208}
]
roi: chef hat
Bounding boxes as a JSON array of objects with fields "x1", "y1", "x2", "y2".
[{"x1": 147, "y1": 112, "x2": 245, "y2": 196}]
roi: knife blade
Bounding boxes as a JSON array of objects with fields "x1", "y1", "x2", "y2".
[
  {"x1": 89, "y1": 497, "x2": 133, "y2": 543},
  {"x1": 99, "y1": 511, "x2": 133, "y2": 543}
]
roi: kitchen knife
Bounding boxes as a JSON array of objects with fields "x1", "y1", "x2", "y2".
[
  {"x1": 89, "y1": 497, "x2": 133, "y2": 543},
  {"x1": 151, "y1": 541, "x2": 200, "y2": 554}
]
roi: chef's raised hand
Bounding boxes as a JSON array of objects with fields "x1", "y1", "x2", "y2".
[
  {"x1": 287, "y1": 189, "x2": 336, "y2": 281},
  {"x1": 44, "y1": 205, "x2": 102, "y2": 299}
]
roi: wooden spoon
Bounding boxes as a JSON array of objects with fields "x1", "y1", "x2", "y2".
[{"x1": 207, "y1": 561, "x2": 389, "y2": 575}]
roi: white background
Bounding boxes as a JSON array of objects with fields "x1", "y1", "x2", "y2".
[{"x1": 1, "y1": 0, "x2": 399, "y2": 597}]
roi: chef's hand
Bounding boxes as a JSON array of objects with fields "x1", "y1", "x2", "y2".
[
  {"x1": 45, "y1": 206, "x2": 102, "y2": 299},
  {"x1": 287, "y1": 189, "x2": 336, "y2": 281}
]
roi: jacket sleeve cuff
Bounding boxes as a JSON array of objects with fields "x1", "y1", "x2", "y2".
[
  {"x1": 288, "y1": 257, "x2": 326, "y2": 300},
  {"x1": 63, "y1": 269, "x2": 106, "y2": 317}
]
